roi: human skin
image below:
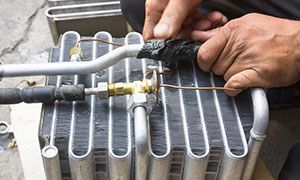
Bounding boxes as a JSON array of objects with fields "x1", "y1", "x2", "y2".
[
  {"x1": 143, "y1": 0, "x2": 300, "y2": 96},
  {"x1": 143, "y1": 0, "x2": 227, "y2": 40},
  {"x1": 194, "y1": 13, "x2": 300, "y2": 96}
]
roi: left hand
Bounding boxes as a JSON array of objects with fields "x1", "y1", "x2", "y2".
[{"x1": 192, "y1": 13, "x2": 300, "y2": 96}]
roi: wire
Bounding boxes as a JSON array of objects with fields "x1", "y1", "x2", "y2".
[
  {"x1": 76, "y1": 38, "x2": 124, "y2": 47},
  {"x1": 160, "y1": 84, "x2": 242, "y2": 91}
]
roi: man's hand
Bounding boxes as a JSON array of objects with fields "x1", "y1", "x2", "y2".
[
  {"x1": 143, "y1": 0, "x2": 201, "y2": 40},
  {"x1": 143, "y1": 0, "x2": 227, "y2": 40},
  {"x1": 194, "y1": 13, "x2": 300, "y2": 96}
]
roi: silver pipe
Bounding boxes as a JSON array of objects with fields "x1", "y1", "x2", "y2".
[
  {"x1": 42, "y1": 145, "x2": 62, "y2": 180},
  {"x1": 0, "y1": 44, "x2": 142, "y2": 78},
  {"x1": 210, "y1": 72, "x2": 248, "y2": 180},
  {"x1": 68, "y1": 39, "x2": 95, "y2": 180},
  {"x1": 43, "y1": 32, "x2": 78, "y2": 180},
  {"x1": 181, "y1": 60, "x2": 210, "y2": 180},
  {"x1": 242, "y1": 137, "x2": 264, "y2": 180},
  {"x1": 242, "y1": 88, "x2": 269, "y2": 180},
  {"x1": 84, "y1": 88, "x2": 98, "y2": 96},
  {"x1": 107, "y1": 31, "x2": 132, "y2": 180},
  {"x1": 148, "y1": 156, "x2": 171, "y2": 180},
  {"x1": 69, "y1": 153, "x2": 95, "y2": 180},
  {"x1": 134, "y1": 106, "x2": 149, "y2": 180},
  {"x1": 69, "y1": 72, "x2": 95, "y2": 180},
  {"x1": 148, "y1": 62, "x2": 171, "y2": 180},
  {"x1": 219, "y1": 153, "x2": 245, "y2": 180},
  {"x1": 250, "y1": 88, "x2": 269, "y2": 137}
]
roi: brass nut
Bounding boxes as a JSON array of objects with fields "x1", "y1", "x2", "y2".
[{"x1": 69, "y1": 47, "x2": 83, "y2": 56}]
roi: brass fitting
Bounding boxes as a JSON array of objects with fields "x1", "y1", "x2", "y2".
[
  {"x1": 69, "y1": 46, "x2": 83, "y2": 61},
  {"x1": 107, "y1": 71, "x2": 158, "y2": 98}
]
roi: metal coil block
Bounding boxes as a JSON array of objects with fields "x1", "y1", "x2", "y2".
[
  {"x1": 40, "y1": 31, "x2": 269, "y2": 180},
  {"x1": 45, "y1": 1, "x2": 128, "y2": 43}
]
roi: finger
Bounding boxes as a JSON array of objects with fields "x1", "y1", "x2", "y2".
[
  {"x1": 192, "y1": 19, "x2": 212, "y2": 31},
  {"x1": 191, "y1": 28, "x2": 218, "y2": 42},
  {"x1": 192, "y1": 11, "x2": 228, "y2": 31},
  {"x1": 143, "y1": 0, "x2": 165, "y2": 40},
  {"x1": 224, "y1": 69, "x2": 263, "y2": 96},
  {"x1": 223, "y1": 63, "x2": 242, "y2": 81},
  {"x1": 143, "y1": 11, "x2": 161, "y2": 40},
  {"x1": 221, "y1": 14, "x2": 228, "y2": 25},
  {"x1": 206, "y1": 11, "x2": 228, "y2": 27},
  {"x1": 211, "y1": 45, "x2": 237, "y2": 75},
  {"x1": 154, "y1": 0, "x2": 198, "y2": 38},
  {"x1": 191, "y1": 11, "x2": 228, "y2": 42},
  {"x1": 197, "y1": 27, "x2": 228, "y2": 71}
]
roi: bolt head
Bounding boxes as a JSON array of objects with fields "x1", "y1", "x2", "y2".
[
  {"x1": 98, "y1": 82, "x2": 109, "y2": 99},
  {"x1": 127, "y1": 93, "x2": 152, "y2": 116}
]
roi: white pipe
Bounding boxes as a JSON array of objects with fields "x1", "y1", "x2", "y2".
[
  {"x1": 242, "y1": 88, "x2": 269, "y2": 180},
  {"x1": 42, "y1": 145, "x2": 62, "y2": 180},
  {"x1": 134, "y1": 106, "x2": 149, "y2": 180},
  {"x1": 251, "y1": 88, "x2": 269, "y2": 137},
  {"x1": 0, "y1": 44, "x2": 142, "y2": 77}
]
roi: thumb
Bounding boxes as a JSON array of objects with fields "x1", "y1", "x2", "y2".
[
  {"x1": 154, "y1": 0, "x2": 199, "y2": 38},
  {"x1": 224, "y1": 69, "x2": 265, "y2": 96}
]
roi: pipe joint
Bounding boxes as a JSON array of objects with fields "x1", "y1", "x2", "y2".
[
  {"x1": 250, "y1": 129, "x2": 266, "y2": 141},
  {"x1": 127, "y1": 93, "x2": 153, "y2": 117}
]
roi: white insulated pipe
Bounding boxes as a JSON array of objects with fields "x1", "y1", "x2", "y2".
[{"x1": 0, "y1": 44, "x2": 142, "y2": 78}]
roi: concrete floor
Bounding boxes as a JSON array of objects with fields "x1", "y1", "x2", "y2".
[
  {"x1": 0, "y1": 0, "x2": 53, "y2": 179},
  {"x1": 0, "y1": 1, "x2": 299, "y2": 180}
]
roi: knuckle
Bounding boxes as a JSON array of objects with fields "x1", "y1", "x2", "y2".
[
  {"x1": 197, "y1": 47, "x2": 210, "y2": 71},
  {"x1": 224, "y1": 19, "x2": 239, "y2": 31},
  {"x1": 242, "y1": 13, "x2": 260, "y2": 20}
]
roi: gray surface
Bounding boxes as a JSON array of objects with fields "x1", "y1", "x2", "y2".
[
  {"x1": 0, "y1": 0, "x2": 53, "y2": 179},
  {"x1": 262, "y1": 107, "x2": 300, "y2": 178}
]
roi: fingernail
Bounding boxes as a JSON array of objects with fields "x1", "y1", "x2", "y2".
[{"x1": 154, "y1": 23, "x2": 170, "y2": 38}]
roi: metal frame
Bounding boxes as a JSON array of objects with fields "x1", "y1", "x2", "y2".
[
  {"x1": 106, "y1": 32, "x2": 133, "y2": 180},
  {"x1": 67, "y1": 31, "x2": 95, "y2": 180},
  {"x1": 37, "y1": 31, "x2": 269, "y2": 180},
  {"x1": 242, "y1": 88, "x2": 269, "y2": 180},
  {"x1": 45, "y1": 1, "x2": 127, "y2": 43}
]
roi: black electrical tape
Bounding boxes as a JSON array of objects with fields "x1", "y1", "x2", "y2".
[
  {"x1": 55, "y1": 84, "x2": 85, "y2": 101},
  {"x1": 20, "y1": 86, "x2": 56, "y2": 103},
  {"x1": 0, "y1": 85, "x2": 85, "y2": 104},
  {"x1": 137, "y1": 39, "x2": 201, "y2": 68},
  {"x1": 0, "y1": 88, "x2": 22, "y2": 104}
]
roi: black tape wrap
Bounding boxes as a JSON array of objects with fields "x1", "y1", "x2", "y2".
[
  {"x1": 0, "y1": 85, "x2": 85, "y2": 104},
  {"x1": 55, "y1": 84, "x2": 85, "y2": 101},
  {"x1": 137, "y1": 39, "x2": 201, "y2": 68},
  {"x1": 0, "y1": 88, "x2": 22, "y2": 104}
]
